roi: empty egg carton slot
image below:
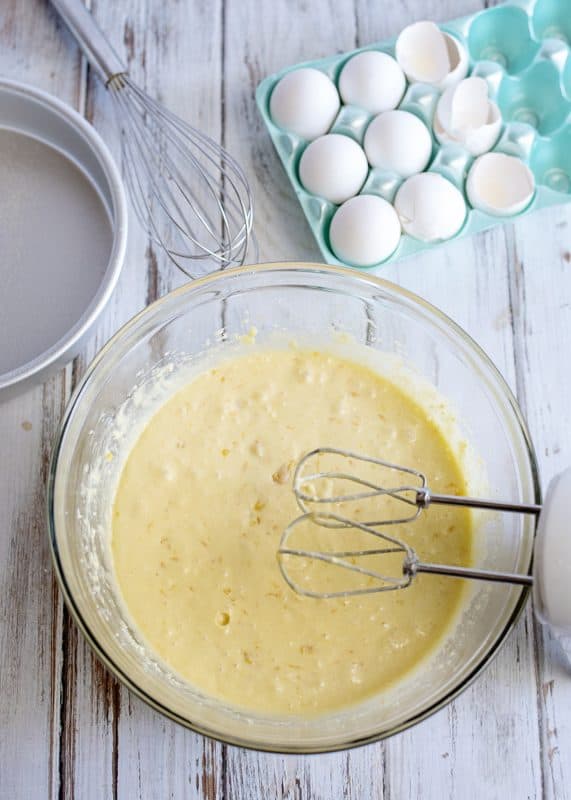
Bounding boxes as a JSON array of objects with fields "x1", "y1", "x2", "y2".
[{"x1": 256, "y1": 0, "x2": 571, "y2": 270}]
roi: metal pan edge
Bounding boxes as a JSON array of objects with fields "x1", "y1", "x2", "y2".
[{"x1": 0, "y1": 77, "x2": 128, "y2": 400}]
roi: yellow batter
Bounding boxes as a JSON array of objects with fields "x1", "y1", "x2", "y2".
[{"x1": 112, "y1": 348, "x2": 472, "y2": 714}]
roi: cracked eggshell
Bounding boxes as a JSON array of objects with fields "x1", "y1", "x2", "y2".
[
  {"x1": 434, "y1": 77, "x2": 502, "y2": 156},
  {"x1": 449, "y1": 77, "x2": 489, "y2": 130},
  {"x1": 395, "y1": 21, "x2": 468, "y2": 89},
  {"x1": 466, "y1": 153, "x2": 535, "y2": 216},
  {"x1": 394, "y1": 172, "x2": 466, "y2": 242},
  {"x1": 364, "y1": 110, "x2": 432, "y2": 177},
  {"x1": 298, "y1": 134, "x2": 368, "y2": 204},
  {"x1": 462, "y1": 103, "x2": 501, "y2": 154},
  {"x1": 439, "y1": 32, "x2": 469, "y2": 90},
  {"x1": 338, "y1": 51, "x2": 406, "y2": 114},
  {"x1": 269, "y1": 68, "x2": 340, "y2": 140},
  {"x1": 329, "y1": 194, "x2": 401, "y2": 266}
]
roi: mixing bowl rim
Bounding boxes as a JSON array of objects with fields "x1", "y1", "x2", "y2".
[{"x1": 47, "y1": 260, "x2": 541, "y2": 753}]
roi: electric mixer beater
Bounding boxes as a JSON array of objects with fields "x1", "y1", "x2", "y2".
[{"x1": 278, "y1": 447, "x2": 571, "y2": 637}]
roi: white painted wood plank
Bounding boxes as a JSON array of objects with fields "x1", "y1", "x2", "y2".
[
  {"x1": 108, "y1": 0, "x2": 228, "y2": 792},
  {"x1": 105, "y1": 1, "x2": 230, "y2": 798},
  {"x1": 345, "y1": 1, "x2": 542, "y2": 796},
  {"x1": 222, "y1": 1, "x2": 389, "y2": 797},
  {"x1": 225, "y1": 0, "x2": 360, "y2": 266},
  {"x1": 46, "y1": 1, "x2": 226, "y2": 798},
  {"x1": 226, "y1": 749, "x2": 385, "y2": 800},
  {"x1": 502, "y1": 205, "x2": 571, "y2": 800},
  {"x1": 0, "y1": 1, "x2": 83, "y2": 796},
  {"x1": 116, "y1": 693, "x2": 226, "y2": 800},
  {"x1": 0, "y1": 383, "x2": 63, "y2": 800},
  {"x1": 15, "y1": 1, "x2": 146, "y2": 795},
  {"x1": 377, "y1": 210, "x2": 542, "y2": 800}
]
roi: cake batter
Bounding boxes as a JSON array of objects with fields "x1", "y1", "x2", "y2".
[{"x1": 112, "y1": 348, "x2": 472, "y2": 714}]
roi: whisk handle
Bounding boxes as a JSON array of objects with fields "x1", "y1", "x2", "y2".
[
  {"x1": 413, "y1": 561, "x2": 533, "y2": 586},
  {"x1": 51, "y1": 0, "x2": 126, "y2": 83},
  {"x1": 420, "y1": 489, "x2": 542, "y2": 516}
]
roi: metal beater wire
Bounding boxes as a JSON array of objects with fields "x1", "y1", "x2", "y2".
[
  {"x1": 279, "y1": 447, "x2": 539, "y2": 598},
  {"x1": 293, "y1": 447, "x2": 426, "y2": 526},
  {"x1": 278, "y1": 511, "x2": 416, "y2": 598}
]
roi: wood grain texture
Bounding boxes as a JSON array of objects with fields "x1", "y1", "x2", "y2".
[
  {"x1": 502, "y1": 208, "x2": 571, "y2": 800},
  {"x1": 0, "y1": 2, "x2": 80, "y2": 797},
  {"x1": 1, "y1": 0, "x2": 570, "y2": 797}
]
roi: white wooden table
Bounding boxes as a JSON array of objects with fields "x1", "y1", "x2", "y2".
[{"x1": 2, "y1": 0, "x2": 571, "y2": 797}]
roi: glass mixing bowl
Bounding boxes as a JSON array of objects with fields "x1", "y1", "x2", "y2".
[{"x1": 48, "y1": 263, "x2": 539, "y2": 753}]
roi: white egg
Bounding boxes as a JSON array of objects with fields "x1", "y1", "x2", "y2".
[
  {"x1": 269, "y1": 68, "x2": 340, "y2": 140},
  {"x1": 329, "y1": 194, "x2": 401, "y2": 266},
  {"x1": 434, "y1": 77, "x2": 502, "y2": 156},
  {"x1": 394, "y1": 172, "x2": 466, "y2": 241},
  {"x1": 466, "y1": 153, "x2": 535, "y2": 216},
  {"x1": 338, "y1": 51, "x2": 406, "y2": 114},
  {"x1": 298, "y1": 134, "x2": 369, "y2": 204},
  {"x1": 364, "y1": 110, "x2": 432, "y2": 177},
  {"x1": 396, "y1": 21, "x2": 468, "y2": 89}
]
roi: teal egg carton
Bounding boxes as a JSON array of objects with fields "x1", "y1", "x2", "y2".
[{"x1": 256, "y1": 0, "x2": 571, "y2": 269}]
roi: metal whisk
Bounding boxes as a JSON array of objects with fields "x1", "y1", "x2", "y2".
[
  {"x1": 51, "y1": 0, "x2": 254, "y2": 276},
  {"x1": 278, "y1": 447, "x2": 550, "y2": 600}
]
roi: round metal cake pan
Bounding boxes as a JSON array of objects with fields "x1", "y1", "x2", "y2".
[{"x1": 0, "y1": 78, "x2": 127, "y2": 400}]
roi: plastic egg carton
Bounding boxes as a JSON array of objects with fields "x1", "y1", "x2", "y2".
[{"x1": 256, "y1": 0, "x2": 571, "y2": 269}]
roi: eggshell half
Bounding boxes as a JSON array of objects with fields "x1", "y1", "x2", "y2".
[
  {"x1": 435, "y1": 78, "x2": 502, "y2": 155},
  {"x1": 396, "y1": 21, "x2": 451, "y2": 84},
  {"x1": 466, "y1": 153, "x2": 535, "y2": 216},
  {"x1": 450, "y1": 77, "x2": 489, "y2": 130},
  {"x1": 396, "y1": 22, "x2": 468, "y2": 89},
  {"x1": 438, "y1": 33, "x2": 469, "y2": 90}
]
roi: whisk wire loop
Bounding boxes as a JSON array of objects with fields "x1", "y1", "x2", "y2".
[
  {"x1": 110, "y1": 77, "x2": 251, "y2": 267},
  {"x1": 52, "y1": 0, "x2": 253, "y2": 276},
  {"x1": 128, "y1": 81, "x2": 253, "y2": 258},
  {"x1": 107, "y1": 75, "x2": 253, "y2": 273}
]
